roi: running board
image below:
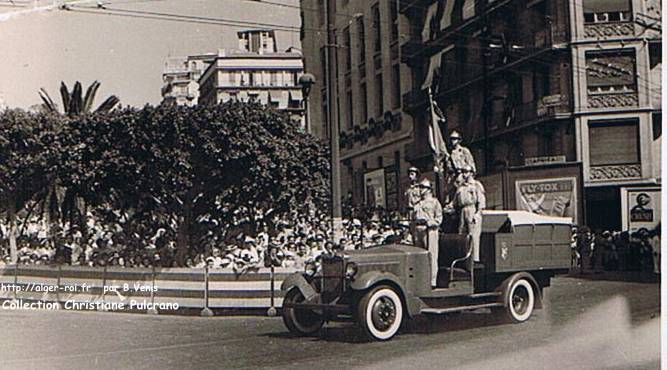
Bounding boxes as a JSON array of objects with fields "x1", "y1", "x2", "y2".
[{"x1": 420, "y1": 302, "x2": 504, "y2": 315}]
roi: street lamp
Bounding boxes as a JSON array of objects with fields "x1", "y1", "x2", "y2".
[{"x1": 298, "y1": 73, "x2": 316, "y2": 133}]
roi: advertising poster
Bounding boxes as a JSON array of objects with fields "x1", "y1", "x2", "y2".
[
  {"x1": 621, "y1": 187, "x2": 661, "y2": 232},
  {"x1": 515, "y1": 177, "x2": 577, "y2": 221},
  {"x1": 384, "y1": 169, "x2": 399, "y2": 211},
  {"x1": 364, "y1": 168, "x2": 386, "y2": 208}
]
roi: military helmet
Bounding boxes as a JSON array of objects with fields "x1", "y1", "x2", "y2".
[
  {"x1": 408, "y1": 166, "x2": 419, "y2": 174},
  {"x1": 449, "y1": 130, "x2": 462, "y2": 139},
  {"x1": 419, "y1": 178, "x2": 432, "y2": 189}
]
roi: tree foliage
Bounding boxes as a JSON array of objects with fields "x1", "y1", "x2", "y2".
[
  {"x1": 0, "y1": 101, "x2": 330, "y2": 265},
  {"x1": 39, "y1": 81, "x2": 120, "y2": 118}
]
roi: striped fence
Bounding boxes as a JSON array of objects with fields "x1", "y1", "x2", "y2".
[{"x1": 0, "y1": 265, "x2": 296, "y2": 315}]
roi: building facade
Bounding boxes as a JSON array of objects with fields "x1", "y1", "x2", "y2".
[
  {"x1": 161, "y1": 53, "x2": 216, "y2": 106},
  {"x1": 198, "y1": 30, "x2": 306, "y2": 128},
  {"x1": 301, "y1": 0, "x2": 416, "y2": 211},
  {"x1": 303, "y1": 0, "x2": 661, "y2": 231}
]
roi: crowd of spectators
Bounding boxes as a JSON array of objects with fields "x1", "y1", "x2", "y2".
[
  {"x1": 0, "y1": 204, "x2": 412, "y2": 273},
  {"x1": 571, "y1": 224, "x2": 661, "y2": 274},
  {"x1": 2, "y1": 204, "x2": 660, "y2": 276}
]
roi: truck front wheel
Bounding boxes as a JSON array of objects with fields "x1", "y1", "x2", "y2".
[
  {"x1": 282, "y1": 289, "x2": 324, "y2": 336},
  {"x1": 357, "y1": 285, "x2": 403, "y2": 341}
]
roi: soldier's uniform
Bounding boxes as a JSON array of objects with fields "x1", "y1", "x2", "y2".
[
  {"x1": 405, "y1": 167, "x2": 421, "y2": 244},
  {"x1": 454, "y1": 176, "x2": 486, "y2": 261},
  {"x1": 448, "y1": 146, "x2": 476, "y2": 175},
  {"x1": 413, "y1": 179, "x2": 443, "y2": 287}
]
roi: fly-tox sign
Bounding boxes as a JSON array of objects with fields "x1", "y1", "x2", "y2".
[{"x1": 515, "y1": 177, "x2": 577, "y2": 221}]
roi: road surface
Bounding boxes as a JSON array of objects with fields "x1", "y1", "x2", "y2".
[{"x1": 0, "y1": 276, "x2": 660, "y2": 370}]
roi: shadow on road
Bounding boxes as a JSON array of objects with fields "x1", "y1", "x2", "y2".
[{"x1": 262, "y1": 310, "x2": 511, "y2": 343}]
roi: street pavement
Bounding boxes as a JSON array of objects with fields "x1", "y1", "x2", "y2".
[{"x1": 0, "y1": 276, "x2": 660, "y2": 370}]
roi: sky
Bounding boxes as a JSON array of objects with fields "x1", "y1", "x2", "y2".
[{"x1": 0, "y1": 0, "x2": 301, "y2": 109}]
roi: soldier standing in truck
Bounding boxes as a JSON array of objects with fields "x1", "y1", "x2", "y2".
[
  {"x1": 454, "y1": 165, "x2": 486, "y2": 262},
  {"x1": 413, "y1": 178, "x2": 443, "y2": 287}
]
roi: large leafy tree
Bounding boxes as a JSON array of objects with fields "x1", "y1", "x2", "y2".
[
  {"x1": 38, "y1": 81, "x2": 119, "y2": 118},
  {"x1": 0, "y1": 109, "x2": 63, "y2": 262},
  {"x1": 59, "y1": 101, "x2": 330, "y2": 265}
]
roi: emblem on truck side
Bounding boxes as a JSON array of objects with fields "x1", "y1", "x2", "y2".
[{"x1": 501, "y1": 242, "x2": 509, "y2": 261}]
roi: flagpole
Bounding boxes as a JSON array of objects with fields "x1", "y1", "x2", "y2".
[{"x1": 428, "y1": 88, "x2": 442, "y2": 204}]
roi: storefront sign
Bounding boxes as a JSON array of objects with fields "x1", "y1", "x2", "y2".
[
  {"x1": 515, "y1": 177, "x2": 577, "y2": 221},
  {"x1": 364, "y1": 168, "x2": 386, "y2": 208},
  {"x1": 621, "y1": 187, "x2": 661, "y2": 232},
  {"x1": 524, "y1": 155, "x2": 566, "y2": 166}
]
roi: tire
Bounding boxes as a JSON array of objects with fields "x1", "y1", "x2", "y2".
[
  {"x1": 282, "y1": 289, "x2": 324, "y2": 336},
  {"x1": 357, "y1": 285, "x2": 404, "y2": 341},
  {"x1": 502, "y1": 278, "x2": 535, "y2": 323}
]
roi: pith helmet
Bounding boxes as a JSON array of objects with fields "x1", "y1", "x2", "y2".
[
  {"x1": 419, "y1": 178, "x2": 432, "y2": 189},
  {"x1": 408, "y1": 166, "x2": 419, "y2": 174},
  {"x1": 449, "y1": 130, "x2": 462, "y2": 139}
]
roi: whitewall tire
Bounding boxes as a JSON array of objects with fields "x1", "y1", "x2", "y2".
[{"x1": 357, "y1": 285, "x2": 404, "y2": 341}]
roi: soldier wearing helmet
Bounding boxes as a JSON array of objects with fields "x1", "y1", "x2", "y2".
[
  {"x1": 447, "y1": 130, "x2": 476, "y2": 175},
  {"x1": 413, "y1": 178, "x2": 443, "y2": 287},
  {"x1": 453, "y1": 165, "x2": 486, "y2": 261}
]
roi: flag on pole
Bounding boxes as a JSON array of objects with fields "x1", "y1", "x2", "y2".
[{"x1": 427, "y1": 88, "x2": 448, "y2": 172}]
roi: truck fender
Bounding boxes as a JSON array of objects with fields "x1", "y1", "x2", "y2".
[
  {"x1": 349, "y1": 271, "x2": 418, "y2": 317},
  {"x1": 280, "y1": 273, "x2": 318, "y2": 302},
  {"x1": 496, "y1": 272, "x2": 543, "y2": 309}
]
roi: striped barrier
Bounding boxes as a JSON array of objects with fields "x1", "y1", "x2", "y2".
[{"x1": 0, "y1": 265, "x2": 297, "y2": 315}]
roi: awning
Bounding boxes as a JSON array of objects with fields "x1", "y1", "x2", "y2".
[
  {"x1": 440, "y1": 0, "x2": 455, "y2": 30},
  {"x1": 421, "y1": 50, "x2": 444, "y2": 90},
  {"x1": 289, "y1": 90, "x2": 303, "y2": 102},
  {"x1": 269, "y1": 91, "x2": 289, "y2": 109},
  {"x1": 583, "y1": 0, "x2": 630, "y2": 13},
  {"x1": 421, "y1": 2, "x2": 438, "y2": 42},
  {"x1": 256, "y1": 91, "x2": 269, "y2": 105},
  {"x1": 462, "y1": 0, "x2": 475, "y2": 20}
]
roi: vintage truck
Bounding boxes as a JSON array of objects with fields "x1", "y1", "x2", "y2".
[{"x1": 281, "y1": 210, "x2": 573, "y2": 341}]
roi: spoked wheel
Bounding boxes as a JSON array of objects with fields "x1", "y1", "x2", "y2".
[
  {"x1": 501, "y1": 278, "x2": 535, "y2": 323},
  {"x1": 282, "y1": 289, "x2": 324, "y2": 336},
  {"x1": 357, "y1": 285, "x2": 403, "y2": 341}
]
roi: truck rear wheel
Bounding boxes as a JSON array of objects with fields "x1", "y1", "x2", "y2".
[
  {"x1": 357, "y1": 285, "x2": 403, "y2": 341},
  {"x1": 501, "y1": 278, "x2": 535, "y2": 323},
  {"x1": 282, "y1": 289, "x2": 324, "y2": 336}
]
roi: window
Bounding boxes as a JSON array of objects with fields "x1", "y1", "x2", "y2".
[
  {"x1": 347, "y1": 89, "x2": 354, "y2": 129},
  {"x1": 229, "y1": 72, "x2": 237, "y2": 86},
  {"x1": 391, "y1": 64, "x2": 401, "y2": 109},
  {"x1": 360, "y1": 82, "x2": 368, "y2": 123},
  {"x1": 372, "y1": 4, "x2": 381, "y2": 53},
  {"x1": 270, "y1": 71, "x2": 277, "y2": 86},
  {"x1": 583, "y1": 0, "x2": 631, "y2": 23},
  {"x1": 318, "y1": 0, "x2": 325, "y2": 26},
  {"x1": 357, "y1": 17, "x2": 366, "y2": 64},
  {"x1": 390, "y1": 0, "x2": 398, "y2": 43},
  {"x1": 652, "y1": 113, "x2": 662, "y2": 140},
  {"x1": 375, "y1": 73, "x2": 383, "y2": 117},
  {"x1": 343, "y1": 27, "x2": 351, "y2": 72},
  {"x1": 320, "y1": 47, "x2": 328, "y2": 88},
  {"x1": 589, "y1": 121, "x2": 639, "y2": 165},
  {"x1": 586, "y1": 50, "x2": 636, "y2": 94}
]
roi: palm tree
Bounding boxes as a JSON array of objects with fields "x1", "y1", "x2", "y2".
[{"x1": 38, "y1": 80, "x2": 119, "y2": 117}]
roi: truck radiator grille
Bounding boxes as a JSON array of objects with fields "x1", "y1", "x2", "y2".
[{"x1": 321, "y1": 256, "x2": 344, "y2": 304}]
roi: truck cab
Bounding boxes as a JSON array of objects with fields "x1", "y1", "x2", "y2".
[{"x1": 281, "y1": 211, "x2": 572, "y2": 341}]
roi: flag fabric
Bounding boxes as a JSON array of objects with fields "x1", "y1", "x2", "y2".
[{"x1": 427, "y1": 88, "x2": 448, "y2": 171}]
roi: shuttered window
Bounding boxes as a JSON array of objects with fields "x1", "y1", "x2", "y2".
[{"x1": 589, "y1": 121, "x2": 639, "y2": 165}]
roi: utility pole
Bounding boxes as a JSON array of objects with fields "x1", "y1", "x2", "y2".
[{"x1": 325, "y1": 0, "x2": 342, "y2": 241}]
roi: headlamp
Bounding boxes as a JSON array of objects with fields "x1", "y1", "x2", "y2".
[
  {"x1": 304, "y1": 261, "x2": 317, "y2": 276},
  {"x1": 345, "y1": 262, "x2": 358, "y2": 279}
]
